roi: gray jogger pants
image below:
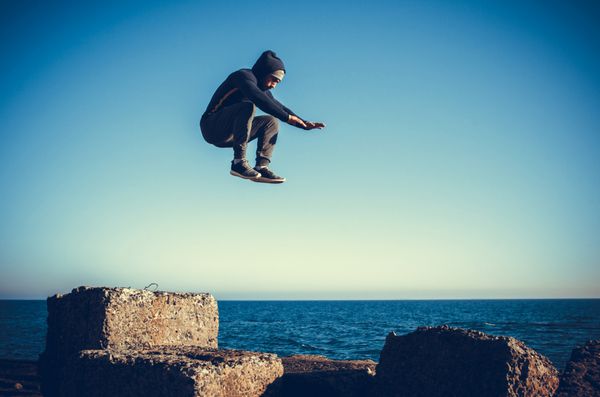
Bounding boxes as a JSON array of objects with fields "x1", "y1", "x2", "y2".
[{"x1": 200, "y1": 101, "x2": 279, "y2": 166}]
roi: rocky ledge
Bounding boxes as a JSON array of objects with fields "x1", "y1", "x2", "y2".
[
  {"x1": 373, "y1": 325, "x2": 559, "y2": 397},
  {"x1": 264, "y1": 354, "x2": 376, "y2": 397},
  {"x1": 34, "y1": 286, "x2": 599, "y2": 396},
  {"x1": 61, "y1": 347, "x2": 282, "y2": 397},
  {"x1": 40, "y1": 286, "x2": 219, "y2": 396},
  {"x1": 555, "y1": 340, "x2": 600, "y2": 397}
]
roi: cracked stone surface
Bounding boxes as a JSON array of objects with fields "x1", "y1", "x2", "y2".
[
  {"x1": 555, "y1": 340, "x2": 600, "y2": 397},
  {"x1": 40, "y1": 286, "x2": 219, "y2": 396},
  {"x1": 373, "y1": 325, "x2": 559, "y2": 397},
  {"x1": 263, "y1": 354, "x2": 376, "y2": 397},
  {"x1": 60, "y1": 347, "x2": 283, "y2": 397}
]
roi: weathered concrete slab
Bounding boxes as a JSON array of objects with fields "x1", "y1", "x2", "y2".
[
  {"x1": 44, "y1": 286, "x2": 218, "y2": 352},
  {"x1": 59, "y1": 347, "x2": 283, "y2": 397},
  {"x1": 373, "y1": 325, "x2": 559, "y2": 397},
  {"x1": 264, "y1": 354, "x2": 376, "y2": 397},
  {"x1": 556, "y1": 340, "x2": 600, "y2": 397},
  {"x1": 40, "y1": 286, "x2": 218, "y2": 396}
]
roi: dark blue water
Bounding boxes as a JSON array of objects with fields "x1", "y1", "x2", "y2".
[
  {"x1": 1, "y1": 299, "x2": 599, "y2": 370},
  {"x1": 0, "y1": 300, "x2": 47, "y2": 361}
]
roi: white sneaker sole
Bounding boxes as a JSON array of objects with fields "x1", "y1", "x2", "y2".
[
  {"x1": 230, "y1": 170, "x2": 261, "y2": 180},
  {"x1": 252, "y1": 176, "x2": 286, "y2": 184}
]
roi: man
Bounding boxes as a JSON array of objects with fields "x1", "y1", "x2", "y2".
[{"x1": 200, "y1": 50, "x2": 325, "y2": 183}]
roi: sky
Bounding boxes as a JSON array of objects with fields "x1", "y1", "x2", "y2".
[{"x1": 0, "y1": 0, "x2": 599, "y2": 299}]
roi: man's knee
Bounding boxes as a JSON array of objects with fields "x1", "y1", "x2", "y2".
[{"x1": 266, "y1": 115, "x2": 279, "y2": 131}]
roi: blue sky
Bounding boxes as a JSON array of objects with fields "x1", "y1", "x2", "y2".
[{"x1": 1, "y1": 0, "x2": 599, "y2": 299}]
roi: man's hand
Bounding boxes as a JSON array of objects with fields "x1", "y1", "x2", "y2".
[
  {"x1": 287, "y1": 114, "x2": 307, "y2": 129},
  {"x1": 304, "y1": 121, "x2": 326, "y2": 130},
  {"x1": 288, "y1": 115, "x2": 326, "y2": 130}
]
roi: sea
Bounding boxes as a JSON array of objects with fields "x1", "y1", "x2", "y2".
[{"x1": 1, "y1": 299, "x2": 599, "y2": 370}]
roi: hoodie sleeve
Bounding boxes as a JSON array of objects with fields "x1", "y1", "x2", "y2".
[{"x1": 234, "y1": 74, "x2": 290, "y2": 122}]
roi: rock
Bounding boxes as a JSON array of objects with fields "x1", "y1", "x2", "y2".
[
  {"x1": 44, "y1": 286, "x2": 218, "y2": 352},
  {"x1": 40, "y1": 286, "x2": 219, "y2": 396},
  {"x1": 263, "y1": 354, "x2": 376, "y2": 397},
  {"x1": 372, "y1": 325, "x2": 559, "y2": 397},
  {"x1": 555, "y1": 340, "x2": 600, "y2": 397},
  {"x1": 60, "y1": 347, "x2": 283, "y2": 397}
]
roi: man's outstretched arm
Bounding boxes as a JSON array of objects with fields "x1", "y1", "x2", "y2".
[
  {"x1": 237, "y1": 77, "x2": 290, "y2": 121},
  {"x1": 270, "y1": 94, "x2": 326, "y2": 130}
]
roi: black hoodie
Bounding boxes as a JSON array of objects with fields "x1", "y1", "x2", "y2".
[{"x1": 202, "y1": 50, "x2": 298, "y2": 123}]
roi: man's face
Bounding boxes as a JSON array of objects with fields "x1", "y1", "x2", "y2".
[{"x1": 262, "y1": 75, "x2": 281, "y2": 90}]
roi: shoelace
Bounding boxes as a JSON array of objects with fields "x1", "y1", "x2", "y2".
[{"x1": 259, "y1": 168, "x2": 275, "y2": 177}]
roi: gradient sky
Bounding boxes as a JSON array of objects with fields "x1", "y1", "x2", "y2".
[{"x1": 1, "y1": 0, "x2": 599, "y2": 299}]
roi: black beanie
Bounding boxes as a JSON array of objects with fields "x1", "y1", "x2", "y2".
[{"x1": 251, "y1": 50, "x2": 286, "y2": 79}]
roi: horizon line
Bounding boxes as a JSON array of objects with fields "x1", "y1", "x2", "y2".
[{"x1": 2, "y1": 297, "x2": 599, "y2": 301}]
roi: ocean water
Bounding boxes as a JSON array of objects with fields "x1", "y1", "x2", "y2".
[{"x1": 1, "y1": 299, "x2": 599, "y2": 370}]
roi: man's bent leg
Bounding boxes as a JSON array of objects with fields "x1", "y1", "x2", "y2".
[
  {"x1": 247, "y1": 115, "x2": 285, "y2": 183},
  {"x1": 249, "y1": 115, "x2": 279, "y2": 167},
  {"x1": 200, "y1": 102, "x2": 256, "y2": 159},
  {"x1": 227, "y1": 102, "x2": 260, "y2": 179},
  {"x1": 231, "y1": 102, "x2": 256, "y2": 159},
  {"x1": 200, "y1": 102, "x2": 261, "y2": 180}
]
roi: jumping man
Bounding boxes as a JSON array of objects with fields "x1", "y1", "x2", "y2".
[{"x1": 200, "y1": 50, "x2": 325, "y2": 183}]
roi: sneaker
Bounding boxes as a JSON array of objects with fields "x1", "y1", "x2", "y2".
[
  {"x1": 230, "y1": 160, "x2": 261, "y2": 180},
  {"x1": 253, "y1": 166, "x2": 286, "y2": 184}
]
